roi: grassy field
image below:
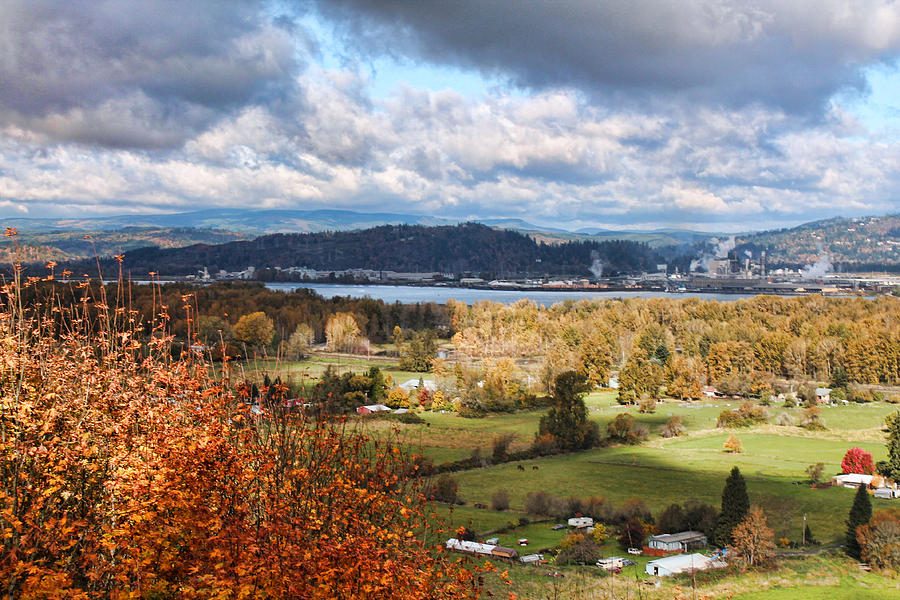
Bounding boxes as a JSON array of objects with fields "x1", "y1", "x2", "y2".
[
  {"x1": 411, "y1": 396, "x2": 900, "y2": 598},
  {"x1": 244, "y1": 354, "x2": 900, "y2": 597}
]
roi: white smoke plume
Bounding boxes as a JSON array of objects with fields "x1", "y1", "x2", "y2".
[
  {"x1": 590, "y1": 250, "x2": 604, "y2": 278},
  {"x1": 690, "y1": 236, "x2": 736, "y2": 272},
  {"x1": 801, "y1": 245, "x2": 834, "y2": 279}
]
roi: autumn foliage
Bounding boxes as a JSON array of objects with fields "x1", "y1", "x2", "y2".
[
  {"x1": 0, "y1": 255, "x2": 480, "y2": 598},
  {"x1": 841, "y1": 446, "x2": 876, "y2": 475}
]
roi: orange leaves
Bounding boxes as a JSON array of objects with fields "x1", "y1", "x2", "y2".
[{"x1": 1, "y1": 281, "x2": 479, "y2": 600}]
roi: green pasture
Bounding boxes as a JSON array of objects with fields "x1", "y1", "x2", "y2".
[{"x1": 444, "y1": 435, "x2": 894, "y2": 543}]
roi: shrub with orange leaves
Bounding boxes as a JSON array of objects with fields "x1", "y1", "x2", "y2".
[{"x1": 0, "y1": 268, "x2": 481, "y2": 599}]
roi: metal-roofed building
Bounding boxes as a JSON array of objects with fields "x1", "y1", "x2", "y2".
[{"x1": 645, "y1": 531, "x2": 707, "y2": 556}]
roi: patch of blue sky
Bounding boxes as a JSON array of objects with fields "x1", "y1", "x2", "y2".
[
  {"x1": 294, "y1": 9, "x2": 514, "y2": 100},
  {"x1": 836, "y1": 59, "x2": 900, "y2": 139}
]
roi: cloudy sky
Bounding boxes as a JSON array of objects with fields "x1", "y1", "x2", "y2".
[{"x1": 2, "y1": 1, "x2": 900, "y2": 231}]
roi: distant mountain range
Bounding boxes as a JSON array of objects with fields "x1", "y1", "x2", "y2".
[
  {"x1": 1, "y1": 209, "x2": 898, "y2": 272},
  {"x1": 0, "y1": 208, "x2": 710, "y2": 246}
]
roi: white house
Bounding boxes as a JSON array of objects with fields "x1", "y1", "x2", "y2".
[
  {"x1": 645, "y1": 553, "x2": 726, "y2": 577},
  {"x1": 832, "y1": 473, "x2": 874, "y2": 489},
  {"x1": 568, "y1": 517, "x2": 594, "y2": 529}
]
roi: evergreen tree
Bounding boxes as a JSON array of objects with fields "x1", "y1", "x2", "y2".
[
  {"x1": 714, "y1": 466, "x2": 750, "y2": 547},
  {"x1": 845, "y1": 483, "x2": 872, "y2": 559},
  {"x1": 538, "y1": 371, "x2": 599, "y2": 451},
  {"x1": 876, "y1": 411, "x2": 900, "y2": 481}
]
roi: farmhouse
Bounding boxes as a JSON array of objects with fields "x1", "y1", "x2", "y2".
[
  {"x1": 831, "y1": 473, "x2": 874, "y2": 489},
  {"x1": 645, "y1": 553, "x2": 726, "y2": 577},
  {"x1": 356, "y1": 404, "x2": 392, "y2": 415},
  {"x1": 815, "y1": 387, "x2": 832, "y2": 403},
  {"x1": 644, "y1": 531, "x2": 707, "y2": 556}
]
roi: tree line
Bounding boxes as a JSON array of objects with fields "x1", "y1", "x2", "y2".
[{"x1": 64, "y1": 222, "x2": 672, "y2": 278}]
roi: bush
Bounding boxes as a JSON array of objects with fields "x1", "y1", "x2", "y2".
[
  {"x1": 531, "y1": 432, "x2": 560, "y2": 456},
  {"x1": 607, "y1": 413, "x2": 647, "y2": 444},
  {"x1": 556, "y1": 533, "x2": 603, "y2": 565},
  {"x1": 492, "y1": 433, "x2": 516, "y2": 462},
  {"x1": 615, "y1": 498, "x2": 654, "y2": 525},
  {"x1": 717, "y1": 402, "x2": 769, "y2": 428},
  {"x1": 847, "y1": 384, "x2": 875, "y2": 403},
  {"x1": 775, "y1": 412, "x2": 794, "y2": 426},
  {"x1": 660, "y1": 415, "x2": 686, "y2": 438},
  {"x1": 525, "y1": 491, "x2": 561, "y2": 516},
  {"x1": 395, "y1": 411, "x2": 424, "y2": 424},
  {"x1": 425, "y1": 473, "x2": 462, "y2": 504},
  {"x1": 491, "y1": 489, "x2": 511, "y2": 511},
  {"x1": 799, "y1": 405, "x2": 826, "y2": 430},
  {"x1": 638, "y1": 397, "x2": 657, "y2": 413}
]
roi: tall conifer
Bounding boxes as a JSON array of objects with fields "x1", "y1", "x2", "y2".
[
  {"x1": 714, "y1": 466, "x2": 750, "y2": 547},
  {"x1": 845, "y1": 483, "x2": 872, "y2": 559}
]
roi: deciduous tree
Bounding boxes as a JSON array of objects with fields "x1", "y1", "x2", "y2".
[
  {"x1": 234, "y1": 310, "x2": 275, "y2": 353},
  {"x1": 730, "y1": 507, "x2": 776, "y2": 568},
  {"x1": 325, "y1": 311, "x2": 363, "y2": 352},
  {"x1": 857, "y1": 509, "x2": 900, "y2": 570},
  {"x1": 842, "y1": 447, "x2": 875, "y2": 475}
]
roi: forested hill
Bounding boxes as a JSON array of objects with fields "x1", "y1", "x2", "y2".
[
  {"x1": 735, "y1": 214, "x2": 900, "y2": 270},
  {"x1": 72, "y1": 223, "x2": 670, "y2": 279}
]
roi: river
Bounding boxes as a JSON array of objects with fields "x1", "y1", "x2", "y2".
[{"x1": 262, "y1": 283, "x2": 755, "y2": 305}]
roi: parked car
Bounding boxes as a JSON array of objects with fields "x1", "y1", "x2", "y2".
[{"x1": 627, "y1": 547, "x2": 642, "y2": 555}]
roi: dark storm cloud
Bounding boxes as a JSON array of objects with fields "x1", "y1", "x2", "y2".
[
  {"x1": 313, "y1": 0, "x2": 900, "y2": 112},
  {"x1": 0, "y1": 0, "x2": 303, "y2": 148}
]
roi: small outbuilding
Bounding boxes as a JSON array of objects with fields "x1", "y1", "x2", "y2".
[
  {"x1": 520, "y1": 553, "x2": 546, "y2": 565},
  {"x1": 645, "y1": 531, "x2": 707, "y2": 556},
  {"x1": 568, "y1": 517, "x2": 594, "y2": 529},
  {"x1": 874, "y1": 488, "x2": 900, "y2": 499},
  {"x1": 645, "y1": 553, "x2": 725, "y2": 577},
  {"x1": 815, "y1": 387, "x2": 832, "y2": 403}
]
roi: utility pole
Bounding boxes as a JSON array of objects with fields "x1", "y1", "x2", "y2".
[{"x1": 802, "y1": 513, "x2": 807, "y2": 545}]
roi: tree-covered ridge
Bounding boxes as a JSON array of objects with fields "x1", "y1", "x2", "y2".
[
  {"x1": 0, "y1": 227, "x2": 245, "y2": 263},
  {"x1": 75, "y1": 223, "x2": 668, "y2": 278},
  {"x1": 736, "y1": 214, "x2": 900, "y2": 269}
]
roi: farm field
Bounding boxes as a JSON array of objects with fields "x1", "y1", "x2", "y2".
[{"x1": 245, "y1": 353, "x2": 900, "y2": 598}]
